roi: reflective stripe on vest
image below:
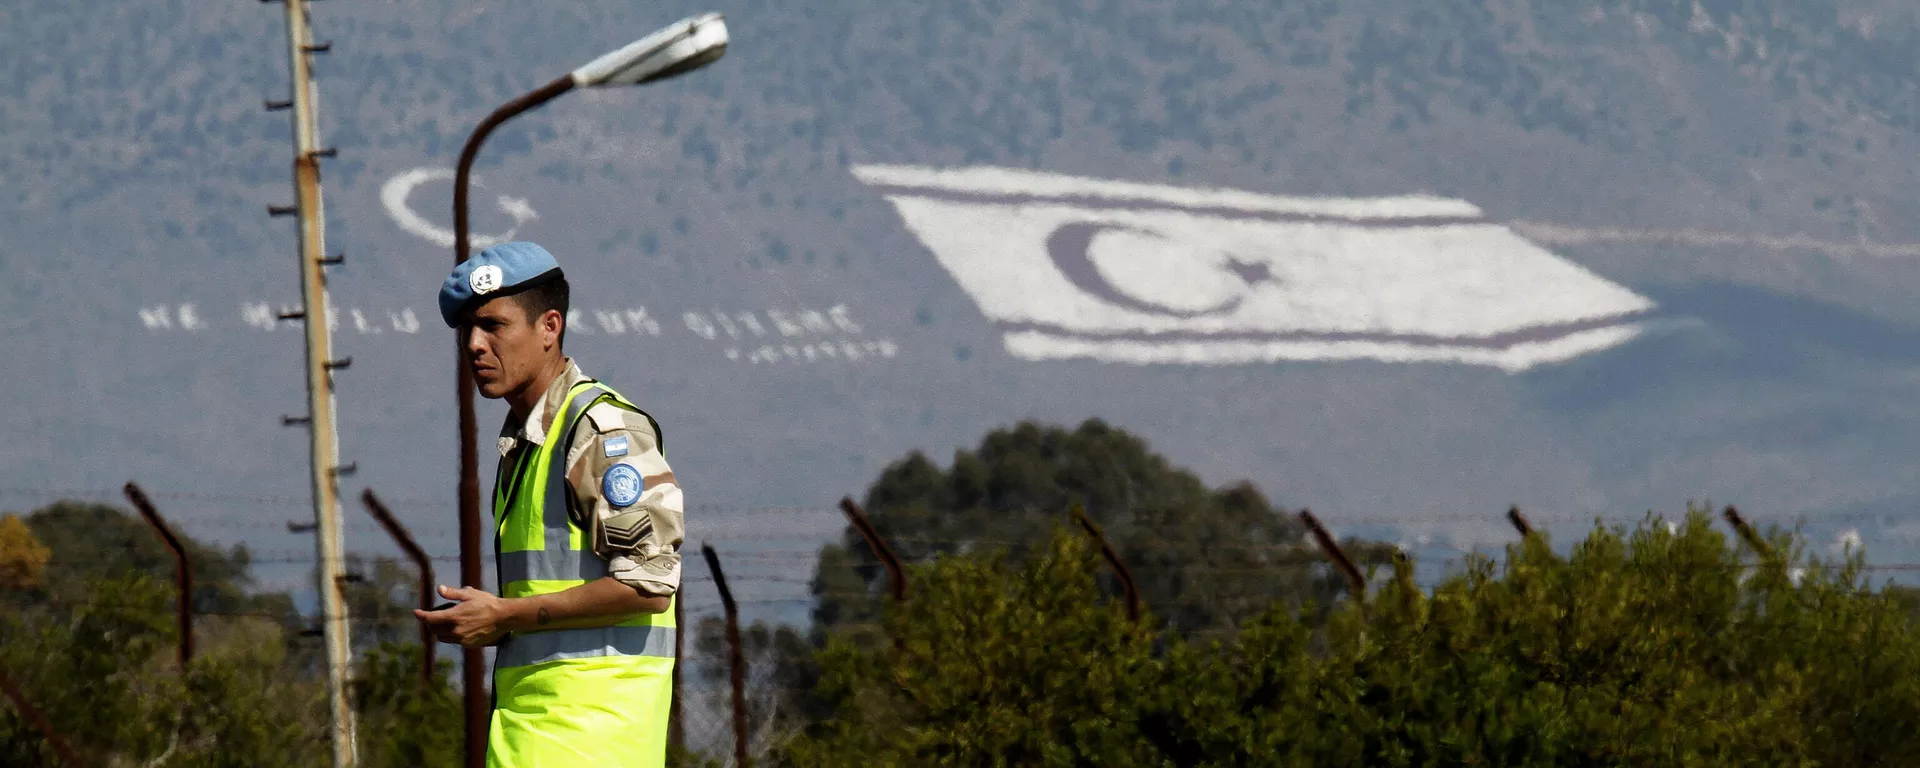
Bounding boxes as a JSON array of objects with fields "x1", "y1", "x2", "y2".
[
  {"x1": 497, "y1": 549, "x2": 605, "y2": 584},
  {"x1": 494, "y1": 380, "x2": 675, "y2": 671},
  {"x1": 497, "y1": 623, "x2": 676, "y2": 668}
]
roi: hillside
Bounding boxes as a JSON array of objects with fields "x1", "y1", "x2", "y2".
[{"x1": 2, "y1": 0, "x2": 1919, "y2": 598}]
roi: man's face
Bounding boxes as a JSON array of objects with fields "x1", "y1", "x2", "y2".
[{"x1": 464, "y1": 297, "x2": 560, "y2": 400}]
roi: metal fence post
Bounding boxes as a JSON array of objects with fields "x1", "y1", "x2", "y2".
[
  {"x1": 1507, "y1": 506, "x2": 1535, "y2": 537},
  {"x1": 0, "y1": 668, "x2": 83, "y2": 767},
  {"x1": 700, "y1": 544, "x2": 748, "y2": 768},
  {"x1": 122, "y1": 482, "x2": 192, "y2": 670},
  {"x1": 1069, "y1": 504, "x2": 1141, "y2": 621},
  {"x1": 1299, "y1": 510, "x2": 1366, "y2": 603},
  {"x1": 838, "y1": 497, "x2": 907, "y2": 602},
  {"x1": 360, "y1": 490, "x2": 435, "y2": 687},
  {"x1": 1722, "y1": 506, "x2": 1773, "y2": 558}
]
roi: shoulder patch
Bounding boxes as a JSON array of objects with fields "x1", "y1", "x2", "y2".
[
  {"x1": 603, "y1": 436, "x2": 630, "y2": 457},
  {"x1": 603, "y1": 464, "x2": 644, "y2": 507}
]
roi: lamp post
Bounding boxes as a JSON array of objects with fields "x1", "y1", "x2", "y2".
[{"x1": 449, "y1": 14, "x2": 728, "y2": 767}]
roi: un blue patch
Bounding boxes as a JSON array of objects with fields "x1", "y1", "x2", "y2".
[{"x1": 603, "y1": 464, "x2": 644, "y2": 508}]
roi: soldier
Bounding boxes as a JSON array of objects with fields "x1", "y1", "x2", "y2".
[{"x1": 415, "y1": 241, "x2": 683, "y2": 768}]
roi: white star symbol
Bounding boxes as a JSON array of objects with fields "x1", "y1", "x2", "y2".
[
  {"x1": 1224, "y1": 257, "x2": 1276, "y2": 286},
  {"x1": 496, "y1": 195, "x2": 539, "y2": 225}
]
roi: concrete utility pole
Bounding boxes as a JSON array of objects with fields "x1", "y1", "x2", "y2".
[{"x1": 269, "y1": 0, "x2": 356, "y2": 763}]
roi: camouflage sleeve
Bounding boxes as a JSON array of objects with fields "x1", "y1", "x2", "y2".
[{"x1": 566, "y1": 401, "x2": 683, "y2": 596}]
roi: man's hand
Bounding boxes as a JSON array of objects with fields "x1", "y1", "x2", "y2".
[
  {"x1": 413, "y1": 585, "x2": 510, "y2": 648},
  {"x1": 413, "y1": 578, "x2": 668, "y2": 643}
]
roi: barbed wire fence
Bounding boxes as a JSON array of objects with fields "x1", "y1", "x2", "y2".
[{"x1": 5, "y1": 484, "x2": 1920, "y2": 765}]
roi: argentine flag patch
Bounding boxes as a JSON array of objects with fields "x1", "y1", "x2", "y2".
[{"x1": 603, "y1": 436, "x2": 630, "y2": 458}]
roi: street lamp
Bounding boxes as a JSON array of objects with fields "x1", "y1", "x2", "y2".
[{"x1": 448, "y1": 13, "x2": 728, "y2": 767}]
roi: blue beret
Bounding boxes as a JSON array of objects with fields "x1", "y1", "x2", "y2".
[{"x1": 439, "y1": 241, "x2": 564, "y2": 327}]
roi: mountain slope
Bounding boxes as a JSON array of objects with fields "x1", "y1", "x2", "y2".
[{"x1": 2, "y1": 0, "x2": 1918, "y2": 590}]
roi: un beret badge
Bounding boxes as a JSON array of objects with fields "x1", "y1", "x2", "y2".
[{"x1": 470, "y1": 264, "x2": 504, "y2": 295}]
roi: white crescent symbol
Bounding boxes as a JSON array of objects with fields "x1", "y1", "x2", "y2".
[
  {"x1": 1046, "y1": 221, "x2": 1252, "y2": 318},
  {"x1": 380, "y1": 167, "x2": 538, "y2": 249}
]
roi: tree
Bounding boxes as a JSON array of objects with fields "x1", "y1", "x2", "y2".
[
  {"x1": 23, "y1": 500, "x2": 280, "y2": 617},
  {"x1": 0, "y1": 500, "x2": 441, "y2": 765},
  {"x1": 340, "y1": 554, "x2": 438, "y2": 654},
  {"x1": 705, "y1": 419, "x2": 1393, "y2": 749},
  {"x1": 785, "y1": 532, "x2": 1163, "y2": 767},
  {"x1": 816, "y1": 419, "x2": 1389, "y2": 641},
  {"x1": 0, "y1": 572, "x2": 323, "y2": 766},
  {"x1": 0, "y1": 573, "x2": 179, "y2": 765},
  {"x1": 336, "y1": 552, "x2": 462, "y2": 766},
  {"x1": 782, "y1": 511, "x2": 1920, "y2": 766},
  {"x1": 688, "y1": 616, "x2": 816, "y2": 759},
  {"x1": 352, "y1": 642, "x2": 462, "y2": 768},
  {"x1": 0, "y1": 514, "x2": 50, "y2": 591}
]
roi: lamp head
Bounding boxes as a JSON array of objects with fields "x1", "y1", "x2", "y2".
[{"x1": 571, "y1": 12, "x2": 728, "y2": 88}]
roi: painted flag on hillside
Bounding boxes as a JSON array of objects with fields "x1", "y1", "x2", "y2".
[{"x1": 855, "y1": 165, "x2": 1653, "y2": 372}]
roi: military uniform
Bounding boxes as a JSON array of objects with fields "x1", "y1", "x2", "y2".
[
  {"x1": 488, "y1": 359, "x2": 682, "y2": 768},
  {"x1": 440, "y1": 242, "x2": 684, "y2": 768},
  {"x1": 494, "y1": 358, "x2": 683, "y2": 599}
]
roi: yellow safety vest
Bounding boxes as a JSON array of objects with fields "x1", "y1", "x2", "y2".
[{"x1": 490, "y1": 380, "x2": 676, "y2": 768}]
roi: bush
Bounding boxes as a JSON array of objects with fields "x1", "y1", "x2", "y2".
[{"x1": 781, "y1": 512, "x2": 1920, "y2": 766}]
